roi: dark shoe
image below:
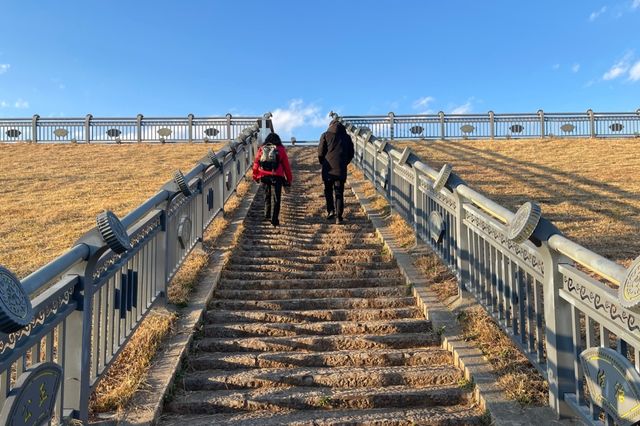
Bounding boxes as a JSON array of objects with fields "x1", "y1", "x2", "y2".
[
  {"x1": 271, "y1": 219, "x2": 280, "y2": 227},
  {"x1": 327, "y1": 212, "x2": 336, "y2": 220},
  {"x1": 337, "y1": 216, "x2": 344, "y2": 224}
]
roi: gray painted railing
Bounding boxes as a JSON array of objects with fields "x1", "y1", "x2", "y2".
[
  {"x1": 0, "y1": 115, "x2": 270, "y2": 424},
  {"x1": 332, "y1": 112, "x2": 640, "y2": 426},
  {"x1": 341, "y1": 110, "x2": 640, "y2": 140},
  {"x1": 0, "y1": 114, "x2": 261, "y2": 143}
]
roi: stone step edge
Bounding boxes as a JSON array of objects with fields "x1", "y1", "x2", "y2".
[
  {"x1": 349, "y1": 179, "x2": 569, "y2": 426},
  {"x1": 115, "y1": 181, "x2": 260, "y2": 426}
]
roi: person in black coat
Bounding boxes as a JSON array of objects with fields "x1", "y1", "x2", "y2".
[{"x1": 318, "y1": 119, "x2": 354, "y2": 222}]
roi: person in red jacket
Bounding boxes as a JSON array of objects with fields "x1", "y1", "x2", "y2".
[{"x1": 252, "y1": 132, "x2": 293, "y2": 227}]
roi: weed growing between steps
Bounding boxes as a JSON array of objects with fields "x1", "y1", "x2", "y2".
[
  {"x1": 89, "y1": 175, "x2": 252, "y2": 415},
  {"x1": 352, "y1": 165, "x2": 548, "y2": 407}
]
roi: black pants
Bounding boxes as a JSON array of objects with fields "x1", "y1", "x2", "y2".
[
  {"x1": 323, "y1": 177, "x2": 345, "y2": 219},
  {"x1": 262, "y1": 176, "x2": 284, "y2": 226}
]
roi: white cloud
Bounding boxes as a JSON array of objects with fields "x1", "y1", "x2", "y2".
[
  {"x1": 14, "y1": 99, "x2": 29, "y2": 109},
  {"x1": 589, "y1": 6, "x2": 607, "y2": 21},
  {"x1": 552, "y1": 63, "x2": 560, "y2": 70},
  {"x1": 412, "y1": 96, "x2": 436, "y2": 114},
  {"x1": 271, "y1": 99, "x2": 329, "y2": 138},
  {"x1": 450, "y1": 100, "x2": 473, "y2": 114},
  {"x1": 629, "y1": 60, "x2": 640, "y2": 81},
  {"x1": 633, "y1": 0, "x2": 640, "y2": 9},
  {"x1": 572, "y1": 63, "x2": 581, "y2": 73},
  {"x1": 0, "y1": 100, "x2": 7, "y2": 108},
  {"x1": 603, "y1": 52, "x2": 633, "y2": 80},
  {"x1": 0, "y1": 64, "x2": 9, "y2": 74}
]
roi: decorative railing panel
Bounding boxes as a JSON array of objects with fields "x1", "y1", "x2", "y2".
[
  {"x1": 0, "y1": 115, "x2": 268, "y2": 424},
  {"x1": 0, "y1": 114, "x2": 259, "y2": 143},
  {"x1": 333, "y1": 111, "x2": 640, "y2": 425},
  {"x1": 339, "y1": 109, "x2": 640, "y2": 140}
]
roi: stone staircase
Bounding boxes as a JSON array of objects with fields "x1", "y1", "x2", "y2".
[{"x1": 160, "y1": 149, "x2": 484, "y2": 425}]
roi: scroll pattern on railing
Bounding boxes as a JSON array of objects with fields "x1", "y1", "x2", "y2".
[
  {"x1": 331, "y1": 111, "x2": 640, "y2": 425},
  {"x1": 340, "y1": 110, "x2": 640, "y2": 140},
  {"x1": 0, "y1": 114, "x2": 270, "y2": 424}
]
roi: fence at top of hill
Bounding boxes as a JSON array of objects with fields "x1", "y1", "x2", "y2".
[
  {"x1": 331, "y1": 111, "x2": 640, "y2": 426},
  {"x1": 340, "y1": 109, "x2": 640, "y2": 140},
  {"x1": 0, "y1": 115, "x2": 271, "y2": 424},
  {"x1": 0, "y1": 114, "x2": 266, "y2": 143}
]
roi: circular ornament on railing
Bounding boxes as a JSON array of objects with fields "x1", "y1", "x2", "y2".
[
  {"x1": 96, "y1": 211, "x2": 132, "y2": 254},
  {"x1": 460, "y1": 125, "x2": 475, "y2": 134},
  {"x1": 610, "y1": 123, "x2": 624, "y2": 132},
  {"x1": 6, "y1": 129, "x2": 21, "y2": 138},
  {"x1": 509, "y1": 124, "x2": 524, "y2": 133},
  {"x1": 106, "y1": 128, "x2": 121, "y2": 138},
  {"x1": 0, "y1": 266, "x2": 34, "y2": 333},
  {"x1": 433, "y1": 164, "x2": 452, "y2": 193},
  {"x1": 177, "y1": 216, "x2": 192, "y2": 250},
  {"x1": 560, "y1": 123, "x2": 575, "y2": 133},
  {"x1": 620, "y1": 256, "x2": 640, "y2": 309},
  {"x1": 157, "y1": 128, "x2": 172, "y2": 137},
  {"x1": 410, "y1": 125, "x2": 424, "y2": 135},
  {"x1": 225, "y1": 172, "x2": 232, "y2": 191},
  {"x1": 204, "y1": 128, "x2": 219, "y2": 137},
  {"x1": 507, "y1": 201, "x2": 541, "y2": 244},
  {"x1": 0, "y1": 362, "x2": 62, "y2": 426},
  {"x1": 53, "y1": 128, "x2": 68, "y2": 138},
  {"x1": 173, "y1": 170, "x2": 192, "y2": 197},
  {"x1": 207, "y1": 149, "x2": 221, "y2": 168}
]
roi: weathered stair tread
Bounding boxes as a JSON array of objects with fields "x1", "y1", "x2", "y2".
[
  {"x1": 221, "y1": 269, "x2": 401, "y2": 280},
  {"x1": 214, "y1": 286, "x2": 408, "y2": 301},
  {"x1": 205, "y1": 306, "x2": 421, "y2": 324},
  {"x1": 160, "y1": 405, "x2": 484, "y2": 426},
  {"x1": 165, "y1": 384, "x2": 470, "y2": 414},
  {"x1": 195, "y1": 332, "x2": 440, "y2": 353},
  {"x1": 229, "y1": 255, "x2": 391, "y2": 265},
  {"x1": 188, "y1": 347, "x2": 454, "y2": 370},
  {"x1": 216, "y1": 277, "x2": 405, "y2": 291},
  {"x1": 181, "y1": 364, "x2": 462, "y2": 390},
  {"x1": 210, "y1": 296, "x2": 417, "y2": 311},
  {"x1": 204, "y1": 318, "x2": 432, "y2": 338}
]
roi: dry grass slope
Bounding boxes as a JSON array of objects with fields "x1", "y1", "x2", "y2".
[
  {"x1": 397, "y1": 137, "x2": 640, "y2": 265},
  {"x1": 0, "y1": 143, "x2": 222, "y2": 278}
]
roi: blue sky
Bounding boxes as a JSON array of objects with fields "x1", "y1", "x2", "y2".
[{"x1": 1, "y1": 0, "x2": 639, "y2": 139}]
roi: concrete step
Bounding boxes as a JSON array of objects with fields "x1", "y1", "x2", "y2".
[
  {"x1": 220, "y1": 269, "x2": 401, "y2": 280},
  {"x1": 187, "y1": 348, "x2": 453, "y2": 370},
  {"x1": 232, "y1": 248, "x2": 384, "y2": 258},
  {"x1": 238, "y1": 242, "x2": 382, "y2": 251},
  {"x1": 213, "y1": 286, "x2": 408, "y2": 301},
  {"x1": 205, "y1": 306, "x2": 421, "y2": 324},
  {"x1": 159, "y1": 405, "x2": 485, "y2": 426},
  {"x1": 222, "y1": 262, "x2": 397, "y2": 274},
  {"x1": 210, "y1": 296, "x2": 417, "y2": 311},
  {"x1": 204, "y1": 318, "x2": 431, "y2": 338},
  {"x1": 228, "y1": 254, "x2": 391, "y2": 265},
  {"x1": 216, "y1": 277, "x2": 404, "y2": 291},
  {"x1": 181, "y1": 365, "x2": 462, "y2": 391},
  {"x1": 165, "y1": 384, "x2": 469, "y2": 414},
  {"x1": 194, "y1": 332, "x2": 440, "y2": 353}
]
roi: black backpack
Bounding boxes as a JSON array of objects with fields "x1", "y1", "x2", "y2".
[{"x1": 259, "y1": 143, "x2": 280, "y2": 171}]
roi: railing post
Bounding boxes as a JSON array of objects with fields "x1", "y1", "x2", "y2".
[
  {"x1": 226, "y1": 113, "x2": 232, "y2": 141},
  {"x1": 84, "y1": 114, "x2": 92, "y2": 144},
  {"x1": 388, "y1": 111, "x2": 395, "y2": 140},
  {"x1": 587, "y1": 109, "x2": 595, "y2": 139},
  {"x1": 438, "y1": 111, "x2": 445, "y2": 140},
  {"x1": 412, "y1": 168, "x2": 422, "y2": 237},
  {"x1": 538, "y1": 109, "x2": 545, "y2": 139},
  {"x1": 63, "y1": 260, "x2": 92, "y2": 423},
  {"x1": 539, "y1": 243, "x2": 575, "y2": 418},
  {"x1": 488, "y1": 110, "x2": 495, "y2": 140},
  {"x1": 453, "y1": 188, "x2": 470, "y2": 293},
  {"x1": 136, "y1": 114, "x2": 143, "y2": 143},
  {"x1": 157, "y1": 209, "x2": 169, "y2": 297},
  {"x1": 187, "y1": 113, "x2": 194, "y2": 143},
  {"x1": 31, "y1": 114, "x2": 39, "y2": 143}
]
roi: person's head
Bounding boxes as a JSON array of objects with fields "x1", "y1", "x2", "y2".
[{"x1": 264, "y1": 132, "x2": 282, "y2": 146}]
